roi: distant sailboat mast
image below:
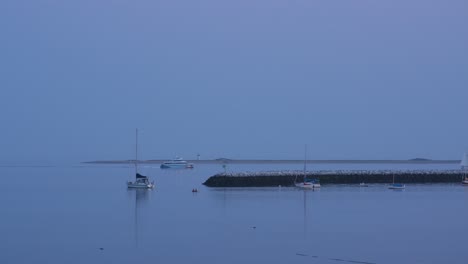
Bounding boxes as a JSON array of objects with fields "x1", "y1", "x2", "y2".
[
  {"x1": 461, "y1": 153, "x2": 468, "y2": 182},
  {"x1": 303, "y1": 144, "x2": 307, "y2": 181},
  {"x1": 461, "y1": 153, "x2": 468, "y2": 170},
  {"x1": 294, "y1": 144, "x2": 307, "y2": 184},
  {"x1": 135, "y1": 128, "x2": 138, "y2": 175}
]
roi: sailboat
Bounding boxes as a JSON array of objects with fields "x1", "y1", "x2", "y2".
[
  {"x1": 388, "y1": 173, "x2": 405, "y2": 190},
  {"x1": 127, "y1": 129, "x2": 155, "y2": 189},
  {"x1": 295, "y1": 145, "x2": 320, "y2": 189},
  {"x1": 461, "y1": 153, "x2": 468, "y2": 185}
]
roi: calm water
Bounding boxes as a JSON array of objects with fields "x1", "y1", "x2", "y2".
[{"x1": 1, "y1": 162, "x2": 467, "y2": 264}]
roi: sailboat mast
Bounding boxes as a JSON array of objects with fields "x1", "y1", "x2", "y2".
[
  {"x1": 304, "y1": 144, "x2": 307, "y2": 179},
  {"x1": 135, "y1": 128, "x2": 138, "y2": 175}
]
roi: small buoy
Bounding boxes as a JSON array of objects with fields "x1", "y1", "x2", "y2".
[{"x1": 192, "y1": 188, "x2": 198, "y2": 193}]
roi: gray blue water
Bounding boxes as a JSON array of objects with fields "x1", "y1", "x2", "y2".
[{"x1": 1, "y1": 162, "x2": 467, "y2": 264}]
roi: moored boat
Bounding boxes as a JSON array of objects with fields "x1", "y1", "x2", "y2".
[
  {"x1": 127, "y1": 129, "x2": 155, "y2": 189},
  {"x1": 388, "y1": 183, "x2": 405, "y2": 190},
  {"x1": 388, "y1": 173, "x2": 405, "y2": 190},
  {"x1": 160, "y1": 157, "x2": 194, "y2": 169},
  {"x1": 294, "y1": 145, "x2": 320, "y2": 189},
  {"x1": 295, "y1": 178, "x2": 321, "y2": 189},
  {"x1": 127, "y1": 173, "x2": 154, "y2": 189}
]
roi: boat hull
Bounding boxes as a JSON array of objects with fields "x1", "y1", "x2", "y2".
[
  {"x1": 389, "y1": 184, "x2": 405, "y2": 190},
  {"x1": 295, "y1": 183, "x2": 320, "y2": 189},
  {"x1": 127, "y1": 182, "x2": 154, "y2": 189},
  {"x1": 160, "y1": 163, "x2": 194, "y2": 169}
]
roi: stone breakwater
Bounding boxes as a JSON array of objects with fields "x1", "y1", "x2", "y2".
[{"x1": 203, "y1": 170, "x2": 464, "y2": 187}]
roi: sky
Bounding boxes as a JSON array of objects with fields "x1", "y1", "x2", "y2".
[{"x1": 0, "y1": 0, "x2": 467, "y2": 163}]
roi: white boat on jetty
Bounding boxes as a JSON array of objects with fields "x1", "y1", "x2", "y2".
[
  {"x1": 461, "y1": 153, "x2": 468, "y2": 185},
  {"x1": 127, "y1": 129, "x2": 155, "y2": 189},
  {"x1": 160, "y1": 157, "x2": 194, "y2": 169},
  {"x1": 295, "y1": 145, "x2": 320, "y2": 189}
]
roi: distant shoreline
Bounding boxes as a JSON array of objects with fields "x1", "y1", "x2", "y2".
[{"x1": 82, "y1": 159, "x2": 460, "y2": 165}]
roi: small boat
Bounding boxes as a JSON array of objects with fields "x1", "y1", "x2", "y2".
[
  {"x1": 160, "y1": 157, "x2": 194, "y2": 169},
  {"x1": 388, "y1": 173, "x2": 405, "y2": 190},
  {"x1": 359, "y1": 182, "x2": 368, "y2": 187},
  {"x1": 127, "y1": 173, "x2": 154, "y2": 189},
  {"x1": 295, "y1": 145, "x2": 320, "y2": 189},
  {"x1": 388, "y1": 183, "x2": 405, "y2": 190},
  {"x1": 127, "y1": 129, "x2": 155, "y2": 189},
  {"x1": 461, "y1": 153, "x2": 468, "y2": 185},
  {"x1": 296, "y1": 178, "x2": 321, "y2": 189}
]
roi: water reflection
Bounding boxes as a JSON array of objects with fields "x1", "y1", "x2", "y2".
[
  {"x1": 127, "y1": 189, "x2": 151, "y2": 247},
  {"x1": 302, "y1": 188, "x2": 318, "y2": 238},
  {"x1": 303, "y1": 190, "x2": 307, "y2": 237}
]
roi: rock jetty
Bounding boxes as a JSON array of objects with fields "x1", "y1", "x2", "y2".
[{"x1": 203, "y1": 170, "x2": 464, "y2": 187}]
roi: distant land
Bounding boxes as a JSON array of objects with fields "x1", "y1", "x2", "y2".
[
  {"x1": 408, "y1": 158, "x2": 432, "y2": 161},
  {"x1": 83, "y1": 159, "x2": 460, "y2": 164}
]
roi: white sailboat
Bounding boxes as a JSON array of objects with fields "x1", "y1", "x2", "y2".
[
  {"x1": 127, "y1": 129, "x2": 155, "y2": 189},
  {"x1": 388, "y1": 173, "x2": 405, "y2": 190},
  {"x1": 461, "y1": 153, "x2": 468, "y2": 185},
  {"x1": 295, "y1": 145, "x2": 320, "y2": 189}
]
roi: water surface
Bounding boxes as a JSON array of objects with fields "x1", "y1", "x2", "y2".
[{"x1": 1, "y1": 162, "x2": 467, "y2": 264}]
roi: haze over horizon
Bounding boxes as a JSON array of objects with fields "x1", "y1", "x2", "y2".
[{"x1": 1, "y1": 0, "x2": 467, "y2": 164}]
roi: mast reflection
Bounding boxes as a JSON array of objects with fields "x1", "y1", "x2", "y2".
[{"x1": 128, "y1": 189, "x2": 151, "y2": 247}]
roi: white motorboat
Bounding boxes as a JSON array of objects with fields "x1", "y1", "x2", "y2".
[{"x1": 160, "y1": 157, "x2": 194, "y2": 169}]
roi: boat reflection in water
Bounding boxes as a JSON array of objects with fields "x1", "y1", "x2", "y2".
[
  {"x1": 128, "y1": 188, "x2": 152, "y2": 247},
  {"x1": 303, "y1": 190, "x2": 308, "y2": 237}
]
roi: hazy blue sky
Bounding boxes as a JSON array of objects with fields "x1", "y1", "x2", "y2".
[{"x1": 1, "y1": 0, "x2": 467, "y2": 163}]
